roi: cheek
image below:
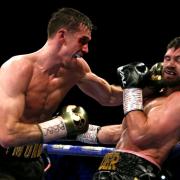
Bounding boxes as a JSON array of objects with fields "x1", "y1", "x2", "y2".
[
  {"x1": 69, "y1": 41, "x2": 79, "y2": 49},
  {"x1": 177, "y1": 68, "x2": 180, "y2": 75}
]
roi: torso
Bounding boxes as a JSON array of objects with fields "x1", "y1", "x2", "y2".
[
  {"x1": 21, "y1": 57, "x2": 85, "y2": 123},
  {"x1": 116, "y1": 90, "x2": 180, "y2": 166}
]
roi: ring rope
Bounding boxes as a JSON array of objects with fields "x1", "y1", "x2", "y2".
[{"x1": 43, "y1": 144, "x2": 114, "y2": 157}]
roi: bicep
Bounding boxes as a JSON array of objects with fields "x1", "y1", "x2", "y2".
[
  {"x1": 0, "y1": 63, "x2": 29, "y2": 125},
  {"x1": 0, "y1": 91, "x2": 25, "y2": 126}
]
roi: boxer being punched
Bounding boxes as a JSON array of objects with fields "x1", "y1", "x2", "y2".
[
  {"x1": 93, "y1": 36, "x2": 180, "y2": 180},
  {"x1": 0, "y1": 8, "x2": 123, "y2": 180}
]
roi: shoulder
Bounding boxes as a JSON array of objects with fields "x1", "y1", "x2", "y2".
[
  {"x1": 1, "y1": 55, "x2": 32, "y2": 69},
  {"x1": 1, "y1": 55, "x2": 33, "y2": 77},
  {"x1": 0, "y1": 55, "x2": 34, "y2": 94},
  {"x1": 168, "y1": 91, "x2": 180, "y2": 102},
  {"x1": 75, "y1": 57, "x2": 91, "y2": 72},
  {"x1": 164, "y1": 91, "x2": 180, "y2": 119}
]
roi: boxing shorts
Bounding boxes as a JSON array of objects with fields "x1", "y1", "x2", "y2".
[
  {"x1": 0, "y1": 144, "x2": 43, "y2": 161},
  {"x1": 93, "y1": 151, "x2": 161, "y2": 180},
  {"x1": 0, "y1": 144, "x2": 44, "y2": 180}
]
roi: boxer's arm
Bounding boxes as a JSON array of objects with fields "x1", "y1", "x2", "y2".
[
  {"x1": 126, "y1": 92, "x2": 180, "y2": 144},
  {"x1": 0, "y1": 60, "x2": 89, "y2": 147},
  {"x1": 97, "y1": 124, "x2": 123, "y2": 144},
  {"x1": 75, "y1": 124, "x2": 123, "y2": 145},
  {"x1": 76, "y1": 124, "x2": 101, "y2": 144},
  {"x1": 77, "y1": 72, "x2": 123, "y2": 106},
  {"x1": 0, "y1": 59, "x2": 42, "y2": 147},
  {"x1": 117, "y1": 62, "x2": 149, "y2": 114},
  {"x1": 0, "y1": 89, "x2": 88, "y2": 147},
  {"x1": 38, "y1": 105, "x2": 88, "y2": 143},
  {"x1": 75, "y1": 57, "x2": 123, "y2": 106},
  {"x1": 117, "y1": 62, "x2": 151, "y2": 143}
]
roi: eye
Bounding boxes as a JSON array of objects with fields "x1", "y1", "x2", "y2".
[
  {"x1": 79, "y1": 37, "x2": 90, "y2": 45},
  {"x1": 175, "y1": 56, "x2": 180, "y2": 63},
  {"x1": 164, "y1": 56, "x2": 170, "y2": 61}
]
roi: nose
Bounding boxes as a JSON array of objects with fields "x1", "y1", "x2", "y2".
[
  {"x1": 82, "y1": 44, "x2": 89, "y2": 54},
  {"x1": 166, "y1": 59, "x2": 176, "y2": 67}
]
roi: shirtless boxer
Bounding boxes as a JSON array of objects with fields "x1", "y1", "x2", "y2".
[
  {"x1": 0, "y1": 8, "x2": 123, "y2": 180},
  {"x1": 93, "y1": 37, "x2": 180, "y2": 180}
]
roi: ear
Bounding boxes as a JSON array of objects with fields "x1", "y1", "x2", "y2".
[{"x1": 57, "y1": 28, "x2": 67, "y2": 40}]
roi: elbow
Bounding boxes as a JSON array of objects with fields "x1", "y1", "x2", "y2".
[
  {"x1": 0, "y1": 124, "x2": 19, "y2": 148},
  {"x1": 128, "y1": 130, "x2": 148, "y2": 146},
  {"x1": 0, "y1": 134, "x2": 15, "y2": 148}
]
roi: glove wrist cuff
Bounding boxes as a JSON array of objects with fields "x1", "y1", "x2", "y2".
[
  {"x1": 76, "y1": 124, "x2": 101, "y2": 144},
  {"x1": 123, "y1": 88, "x2": 143, "y2": 115},
  {"x1": 38, "y1": 117, "x2": 67, "y2": 143}
]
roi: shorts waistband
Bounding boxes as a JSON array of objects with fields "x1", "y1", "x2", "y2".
[
  {"x1": 98, "y1": 151, "x2": 160, "y2": 176},
  {"x1": 116, "y1": 149, "x2": 161, "y2": 169},
  {"x1": 0, "y1": 144, "x2": 43, "y2": 161}
]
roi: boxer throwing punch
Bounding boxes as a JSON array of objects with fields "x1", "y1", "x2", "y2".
[
  {"x1": 93, "y1": 37, "x2": 180, "y2": 180},
  {"x1": 0, "y1": 8, "x2": 123, "y2": 180}
]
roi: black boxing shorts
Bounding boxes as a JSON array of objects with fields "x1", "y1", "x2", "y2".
[
  {"x1": 93, "y1": 151, "x2": 161, "y2": 180},
  {"x1": 0, "y1": 144, "x2": 43, "y2": 160},
  {"x1": 0, "y1": 144, "x2": 44, "y2": 180}
]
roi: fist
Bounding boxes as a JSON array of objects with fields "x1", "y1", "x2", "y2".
[
  {"x1": 117, "y1": 62, "x2": 149, "y2": 88},
  {"x1": 61, "y1": 105, "x2": 89, "y2": 135},
  {"x1": 148, "y1": 62, "x2": 163, "y2": 85},
  {"x1": 140, "y1": 62, "x2": 164, "y2": 93}
]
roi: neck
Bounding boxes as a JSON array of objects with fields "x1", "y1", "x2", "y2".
[{"x1": 35, "y1": 41, "x2": 62, "y2": 73}]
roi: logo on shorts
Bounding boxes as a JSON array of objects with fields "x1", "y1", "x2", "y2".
[{"x1": 98, "y1": 152, "x2": 120, "y2": 171}]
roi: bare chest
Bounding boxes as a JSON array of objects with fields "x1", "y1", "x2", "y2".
[{"x1": 23, "y1": 69, "x2": 81, "y2": 121}]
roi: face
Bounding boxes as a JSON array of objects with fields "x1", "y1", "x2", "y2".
[
  {"x1": 60, "y1": 23, "x2": 92, "y2": 62},
  {"x1": 162, "y1": 48, "x2": 180, "y2": 85}
]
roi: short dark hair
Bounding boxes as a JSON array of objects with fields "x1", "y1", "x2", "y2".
[
  {"x1": 167, "y1": 37, "x2": 180, "y2": 50},
  {"x1": 47, "y1": 7, "x2": 94, "y2": 37}
]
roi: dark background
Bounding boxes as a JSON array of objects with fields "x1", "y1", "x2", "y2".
[
  {"x1": 1, "y1": 1, "x2": 180, "y2": 179},
  {"x1": 0, "y1": 0, "x2": 179, "y2": 125}
]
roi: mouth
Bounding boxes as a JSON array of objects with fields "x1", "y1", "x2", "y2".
[
  {"x1": 72, "y1": 53, "x2": 82, "y2": 59},
  {"x1": 164, "y1": 69, "x2": 176, "y2": 79}
]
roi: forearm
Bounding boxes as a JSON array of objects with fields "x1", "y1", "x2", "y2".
[
  {"x1": 117, "y1": 62, "x2": 158, "y2": 143},
  {"x1": 78, "y1": 73, "x2": 123, "y2": 106},
  {"x1": 123, "y1": 88, "x2": 149, "y2": 140},
  {"x1": 0, "y1": 105, "x2": 88, "y2": 147},
  {"x1": 97, "y1": 124, "x2": 123, "y2": 144},
  {"x1": 76, "y1": 124, "x2": 123, "y2": 145},
  {"x1": 0, "y1": 122, "x2": 42, "y2": 148}
]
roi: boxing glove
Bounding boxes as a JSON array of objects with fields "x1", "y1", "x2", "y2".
[
  {"x1": 148, "y1": 62, "x2": 164, "y2": 89},
  {"x1": 61, "y1": 105, "x2": 89, "y2": 136},
  {"x1": 117, "y1": 62, "x2": 149, "y2": 115},
  {"x1": 117, "y1": 62, "x2": 149, "y2": 88},
  {"x1": 38, "y1": 105, "x2": 89, "y2": 143}
]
